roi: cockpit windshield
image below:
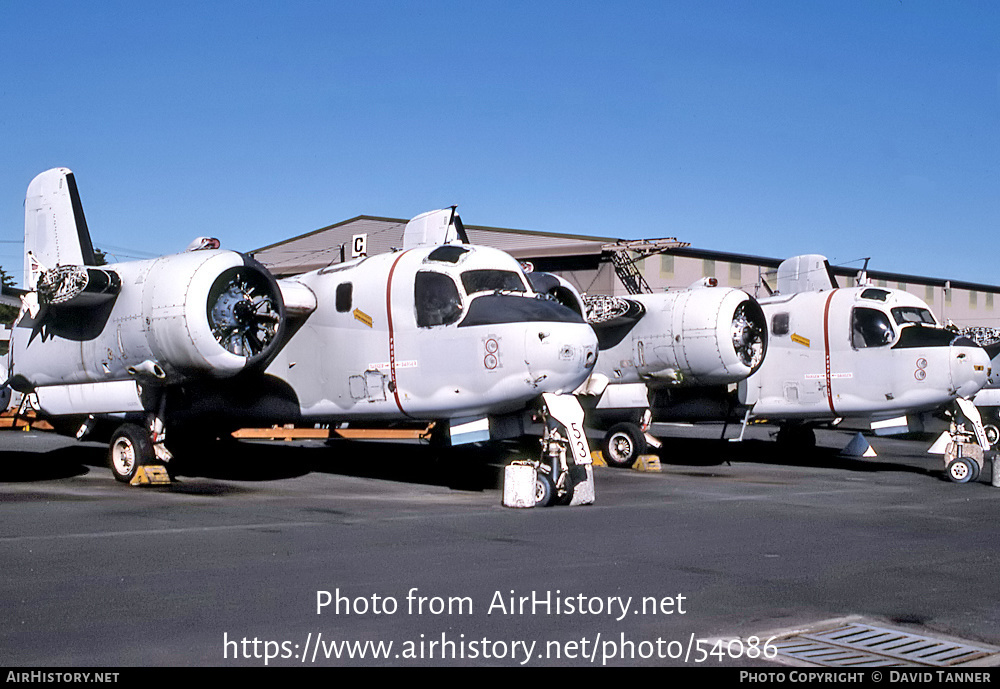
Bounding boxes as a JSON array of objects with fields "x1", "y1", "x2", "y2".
[
  {"x1": 458, "y1": 294, "x2": 585, "y2": 328},
  {"x1": 461, "y1": 270, "x2": 527, "y2": 295},
  {"x1": 852, "y1": 307, "x2": 895, "y2": 348},
  {"x1": 891, "y1": 307, "x2": 936, "y2": 326},
  {"x1": 893, "y1": 326, "x2": 975, "y2": 349}
]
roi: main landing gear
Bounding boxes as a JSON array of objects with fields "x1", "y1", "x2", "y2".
[
  {"x1": 597, "y1": 410, "x2": 653, "y2": 469},
  {"x1": 106, "y1": 415, "x2": 173, "y2": 484},
  {"x1": 600, "y1": 422, "x2": 647, "y2": 469}
]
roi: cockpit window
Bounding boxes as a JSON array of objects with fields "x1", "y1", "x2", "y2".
[
  {"x1": 771, "y1": 312, "x2": 790, "y2": 336},
  {"x1": 852, "y1": 307, "x2": 895, "y2": 348},
  {"x1": 893, "y1": 327, "x2": 973, "y2": 349},
  {"x1": 336, "y1": 282, "x2": 352, "y2": 313},
  {"x1": 891, "y1": 307, "x2": 936, "y2": 326},
  {"x1": 426, "y1": 246, "x2": 469, "y2": 264},
  {"x1": 860, "y1": 288, "x2": 891, "y2": 302},
  {"x1": 458, "y1": 294, "x2": 584, "y2": 328},
  {"x1": 414, "y1": 271, "x2": 463, "y2": 327},
  {"x1": 461, "y1": 270, "x2": 527, "y2": 295}
]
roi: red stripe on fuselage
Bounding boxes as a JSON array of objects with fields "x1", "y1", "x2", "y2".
[
  {"x1": 822, "y1": 289, "x2": 838, "y2": 415},
  {"x1": 385, "y1": 250, "x2": 411, "y2": 416}
]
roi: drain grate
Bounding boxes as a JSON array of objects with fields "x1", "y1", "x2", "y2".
[{"x1": 772, "y1": 621, "x2": 998, "y2": 667}]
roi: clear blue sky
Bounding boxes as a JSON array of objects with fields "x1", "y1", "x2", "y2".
[{"x1": 1, "y1": 1, "x2": 997, "y2": 288}]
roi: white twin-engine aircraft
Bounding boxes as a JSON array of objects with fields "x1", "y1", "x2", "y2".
[
  {"x1": 586, "y1": 254, "x2": 990, "y2": 473},
  {"x1": 6, "y1": 168, "x2": 598, "y2": 504}
]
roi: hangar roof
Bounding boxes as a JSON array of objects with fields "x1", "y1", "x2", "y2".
[
  {"x1": 251, "y1": 214, "x2": 1000, "y2": 294},
  {"x1": 251, "y1": 214, "x2": 621, "y2": 276}
]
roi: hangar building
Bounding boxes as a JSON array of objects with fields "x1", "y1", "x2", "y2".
[{"x1": 252, "y1": 214, "x2": 1000, "y2": 331}]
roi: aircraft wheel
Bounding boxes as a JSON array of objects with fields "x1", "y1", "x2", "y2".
[
  {"x1": 601, "y1": 422, "x2": 646, "y2": 468},
  {"x1": 968, "y1": 458, "x2": 982, "y2": 482},
  {"x1": 535, "y1": 472, "x2": 556, "y2": 507},
  {"x1": 946, "y1": 457, "x2": 975, "y2": 484},
  {"x1": 556, "y1": 465, "x2": 588, "y2": 505},
  {"x1": 985, "y1": 425, "x2": 999, "y2": 446},
  {"x1": 108, "y1": 423, "x2": 154, "y2": 483}
]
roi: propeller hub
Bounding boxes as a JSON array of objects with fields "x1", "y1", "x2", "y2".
[
  {"x1": 233, "y1": 299, "x2": 255, "y2": 327},
  {"x1": 730, "y1": 300, "x2": 767, "y2": 371},
  {"x1": 207, "y1": 266, "x2": 282, "y2": 361}
]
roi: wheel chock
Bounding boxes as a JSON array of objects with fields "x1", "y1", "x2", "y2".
[
  {"x1": 569, "y1": 465, "x2": 596, "y2": 506},
  {"x1": 590, "y1": 451, "x2": 659, "y2": 471},
  {"x1": 130, "y1": 465, "x2": 172, "y2": 486},
  {"x1": 634, "y1": 455, "x2": 661, "y2": 472}
]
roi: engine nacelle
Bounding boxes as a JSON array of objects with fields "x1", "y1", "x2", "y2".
[
  {"x1": 10, "y1": 250, "x2": 286, "y2": 389},
  {"x1": 527, "y1": 272, "x2": 587, "y2": 318},
  {"x1": 588, "y1": 288, "x2": 767, "y2": 387},
  {"x1": 133, "y1": 251, "x2": 286, "y2": 379}
]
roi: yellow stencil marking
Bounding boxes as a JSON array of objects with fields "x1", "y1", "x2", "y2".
[{"x1": 353, "y1": 308, "x2": 373, "y2": 328}]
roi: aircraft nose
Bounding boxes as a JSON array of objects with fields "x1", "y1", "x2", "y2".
[
  {"x1": 524, "y1": 323, "x2": 599, "y2": 393},
  {"x1": 951, "y1": 342, "x2": 990, "y2": 399}
]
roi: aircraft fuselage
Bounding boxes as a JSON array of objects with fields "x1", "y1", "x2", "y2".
[
  {"x1": 267, "y1": 244, "x2": 598, "y2": 421},
  {"x1": 740, "y1": 286, "x2": 989, "y2": 420}
]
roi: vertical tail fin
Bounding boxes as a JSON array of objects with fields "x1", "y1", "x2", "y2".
[{"x1": 23, "y1": 168, "x2": 97, "y2": 289}]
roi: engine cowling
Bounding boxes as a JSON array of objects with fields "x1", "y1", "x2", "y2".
[
  {"x1": 527, "y1": 272, "x2": 587, "y2": 318},
  {"x1": 130, "y1": 250, "x2": 286, "y2": 380},
  {"x1": 588, "y1": 288, "x2": 767, "y2": 387},
  {"x1": 11, "y1": 250, "x2": 286, "y2": 389}
]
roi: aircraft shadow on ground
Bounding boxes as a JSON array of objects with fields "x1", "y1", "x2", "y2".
[
  {"x1": 0, "y1": 433, "x2": 512, "y2": 491},
  {"x1": 0, "y1": 446, "x2": 99, "y2": 482},
  {"x1": 4, "y1": 432, "x2": 974, "y2": 489},
  {"x1": 650, "y1": 436, "x2": 942, "y2": 480},
  {"x1": 302, "y1": 439, "x2": 508, "y2": 491},
  {"x1": 169, "y1": 438, "x2": 508, "y2": 491}
]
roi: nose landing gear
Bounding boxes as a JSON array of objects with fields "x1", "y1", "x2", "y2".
[{"x1": 528, "y1": 393, "x2": 595, "y2": 507}]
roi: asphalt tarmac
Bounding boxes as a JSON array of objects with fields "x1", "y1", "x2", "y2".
[{"x1": 1, "y1": 424, "x2": 998, "y2": 667}]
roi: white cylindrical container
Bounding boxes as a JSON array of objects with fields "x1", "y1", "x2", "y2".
[{"x1": 502, "y1": 461, "x2": 536, "y2": 508}]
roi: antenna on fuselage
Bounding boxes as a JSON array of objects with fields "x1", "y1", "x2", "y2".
[
  {"x1": 854, "y1": 257, "x2": 871, "y2": 286},
  {"x1": 449, "y1": 206, "x2": 470, "y2": 244}
]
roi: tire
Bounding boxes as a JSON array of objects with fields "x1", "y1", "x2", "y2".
[
  {"x1": 601, "y1": 422, "x2": 646, "y2": 468},
  {"x1": 535, "y1": 472, "x2": 555, "y2": 507},
  {"x1": 968, "y1": 457, "x2": 982, "y2": 483},
  {"x1": 946, "y1": 457, "x2": 975, "y2": 484},
  {"x1": 108, "y1": 423, "x2": 154, "y2": 483},
  {"x1": 556, "y1": 465, "x2": 588, "y2": 505}
]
